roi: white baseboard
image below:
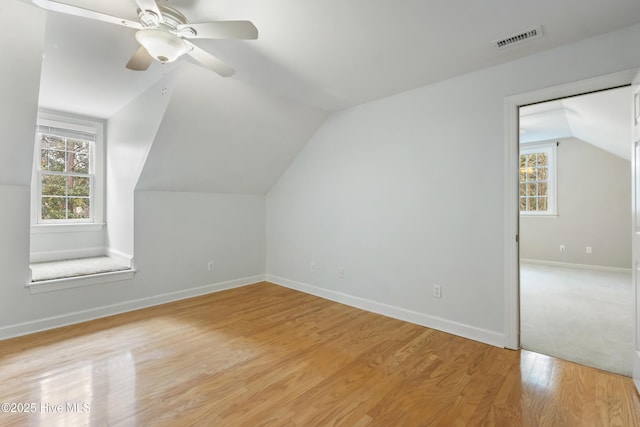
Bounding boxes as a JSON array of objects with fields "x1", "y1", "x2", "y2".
[
  {"x1": 266, "y1": 275, "x2": 506, "y2": 348},
  {"x1": 520, "y1": 259, "x2": 632, "y2": 274},
  {"x1": 30, "y1": 246, "x2": 105, "y2": 263},
  {"x1": 0, "y1": 275, "x2": 265, "y2": 340}
]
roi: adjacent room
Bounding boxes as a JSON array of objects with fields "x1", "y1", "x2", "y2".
[
  {"x1": 518, "y1": 87, "x2": 633, "y2": 376},
  {"x1": 1, "y1": 0, "x2": 640, "y2": 424}
]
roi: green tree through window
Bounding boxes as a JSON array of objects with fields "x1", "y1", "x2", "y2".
[
  {"x1": 38, "y1": 132, "x2": 92, "y2": 221},
  {"x1": 519, "y1": 143, "x2": 557, "y2": 215}
]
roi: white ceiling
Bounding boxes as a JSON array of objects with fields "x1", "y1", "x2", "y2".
[
  {"x1": 31, "y1": 0, "x2": 640, "y2": 119},
  {"x1": 520, "y1": 86, "x2": 632, "y2": 160}
]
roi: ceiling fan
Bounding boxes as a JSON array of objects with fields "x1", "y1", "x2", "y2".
[{"x1": 32, "y1": 0, "x2": 259, "y2": 77}]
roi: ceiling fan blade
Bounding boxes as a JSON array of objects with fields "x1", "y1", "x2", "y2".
[
  {"x1": 133, "y1": 0, "x2": 163, "y2": 22},
  {"x1": 178, "y1": 21, "x2": 258, "y2": 40},
  {"x1": 185, "y1": 42, "x2": 235, "y2": 77},
  {"x1": 126, "y1": 46, "x2": 153, "y2": 71},
  {"x1": 32, "y1": 0, "x2": 141, "y2": 29}
]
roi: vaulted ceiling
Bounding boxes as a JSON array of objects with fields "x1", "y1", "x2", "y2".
[
  {"x1": 33, "y1": 0, "x2": 640, "y2": 118},
  {"x1": 19, "y1": 0, "x2": 640, "y2": 194},
  {"x1": 520, "y1": 86, "x2": 632, "y2": 160}
]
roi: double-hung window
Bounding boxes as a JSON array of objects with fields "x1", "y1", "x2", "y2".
[
  {"x1": 38, "y1": 127, "x2": 93, "y2": 221},
  {"x1": 32, "y1": 113, "x2": 104, "y2": 228},
  {"x1": 519, "y1": 142, "x2": 557, "y2": 216}
]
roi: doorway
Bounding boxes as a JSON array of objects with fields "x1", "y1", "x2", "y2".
[
  {"x1": 503, "y1": 69, "x2": 639, "y2": 358},
  {"x1": 517, "y1": 87, "x2": 633, "y2": 375}
]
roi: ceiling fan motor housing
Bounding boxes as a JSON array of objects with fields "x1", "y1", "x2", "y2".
[{"x1": 138, "y1": 5, "x2": 192, "y2": 32}]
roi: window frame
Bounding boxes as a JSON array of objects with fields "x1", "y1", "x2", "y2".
[
  {"x1": 31, "y1": 111, "x2": 105, "y2": 230},
  {"x1": 519, "y1": 141, "x2": 558, "y2": 216}
]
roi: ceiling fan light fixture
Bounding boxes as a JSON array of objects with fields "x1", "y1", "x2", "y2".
[{"x1": 135, "y1": 28, "x2": 188, "y2": 63}]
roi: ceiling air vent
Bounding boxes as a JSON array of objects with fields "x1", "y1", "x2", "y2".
[{"x1": 493, "y1": 26, "x2": 542, "y2": 48}]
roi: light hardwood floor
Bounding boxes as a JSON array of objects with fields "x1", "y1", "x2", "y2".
[{"x1": 1, "y1": 282, "x2": 639, "y2": 426}]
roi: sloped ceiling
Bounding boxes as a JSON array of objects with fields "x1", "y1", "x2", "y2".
[
  {"x1": 32, "y1": 0, "x2": 640, "y2": 116},
  {"x1": 520, "y1": 86, "x2": 631, "y2": 160},
  {"x1": 18, "y1": 0, "x2": 640, "y2": 194},
  {"x1": 135, "y1": 63, "x2": 327, "y2": 194},
  {"x1": 0, "y1": 1, "x2": 45, "y2": 185}
]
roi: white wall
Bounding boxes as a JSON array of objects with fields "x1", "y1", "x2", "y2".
[
  {"x1": 266, "y1": 24, "x2": 640, "y2": 346},
  {"x1": 0, "y1": 1, "x2": 44, "y2": 325},
  {"x1": 133, "y1": 191, "x2": 265, "y2": 293},
  {"x1": 30, "y1": 229, "x2": 106, "y2": 262},
  {"x1": 106, "y1": 72, "x2": 177, "y2": 260},
  {"x1": 520, "y1": 137, "x2": 631, "y2": 269},
  {"x1": 1, "y1": 189, "x2": 265, "y2": 337}
]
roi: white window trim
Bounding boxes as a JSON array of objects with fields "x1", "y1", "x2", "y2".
[
  {"x1": 31, "y1": 111, "x2": 105, "y2": 232},
  {"x1": 519, "y1": 141, "x2": 558, "y2": 216},
  {"x1": 27, "y1": 269, "x2": 136, "y2": 294}
]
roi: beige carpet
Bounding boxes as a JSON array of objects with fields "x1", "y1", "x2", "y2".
[
  {"x1": 520, "y1": 262, "x2": 632, "y2": 376},
  {"x1": 31, "y1": 256, "x2": 130, "y2": 282}
]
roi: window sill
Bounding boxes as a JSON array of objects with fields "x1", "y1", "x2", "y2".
[
  {"x1": 31, "y1": 223, "x2": 105, "y2": 234},
  {"x1": 26, "y1": 269, "x2": 136, "y2": 294},
  {"x1": 520, "y1": 213, "x2": 558, "y2": 217}
]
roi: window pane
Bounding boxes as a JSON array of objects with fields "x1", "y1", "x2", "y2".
[
  {"x1": 538, "y1": 197, "x2": 548, "y2": 211},
  {"x1": 67, "y1": 151, "x2": 89, "y2": 174},
  {"x1": 538, "y1": 182, "x2": 547, "y2": 196},
  {"x1": 69, "y1": 176, "x2": 90, "y2": 197},
  {"x1": 519, "y1": 169, "x2": 526, "y2": 182},
  {"x1": 42, "y1": 197, "x2": 66, "y2": 220},
  {"x1": 537, "y1": 153, "x2": 548, "y2": 166},
  {"x1": 68, "y1": 198, "x2": 90, "y2": 219},
  {"x1": 42, "y1": 149, "x2": 66, "y2": 172},
  {"x1": 527, "y1": 197, "x2": 537, "y2": 211},
  {"x1": 40, "y1": 135, "x2": 65, "y2": 151},
  {"x1": 526, "y1": 167, "x2": 536, "y2": 181},
  {"x1": 527, "y1": 183, "x2": 537, "y2": 196},
  {"x1": 520, "y1": 197, "x2": 526, "y2": 211},
  {"x1": 519, "y1": 183, "x2": 526, "y2": 197},
  {"x1": 70, "y1": 140, "x2": 89, "y2": 153},
  {"x1": 41, "y1": 175, "x2": 66, "y2": 196},
  {"x1": 520, "y1": 155, "x2": 526, "y2": 168},
  {"x1": 526, "y1": 154, "x2": 536, "y2": 167},
  {"x1": 537, "y1": 167, "x2": 548, "y2": 181},
  {"x1": 69, "y1": 140, "x2": 90, "y2": 174}
]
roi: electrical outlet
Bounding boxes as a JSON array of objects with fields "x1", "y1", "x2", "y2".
[
  {"x1": 207, "y1": 260, "x2": 215, "y2": 271},
  {"x1": 560, "y1": 245, "x2": 565, "y2": 252},
  {"x1": 586, "y1": 246, "x2": 592, "y2": 254},
  {"x1": 433, "y1": 284, "x2": 442, "y2": 298},
  {"x1": 338, "y1": 268, "x2": 344, "y2": 278},
  {"x1": 311, "y1": 262, "x2": 316, "y2": 273}
]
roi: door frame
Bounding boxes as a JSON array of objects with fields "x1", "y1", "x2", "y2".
[{"x1": 503, "y1": 68, "x2": 640, "y2": 350}]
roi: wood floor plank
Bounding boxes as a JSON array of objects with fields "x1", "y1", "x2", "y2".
[{"x1": 1, "y1": 282, "x2": 639, "y2": 426}]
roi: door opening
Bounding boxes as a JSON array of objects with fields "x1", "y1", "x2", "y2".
[
  {"x1": 503, "y1": 69, "x2": 638, "y2": 353},
  {"x1": 517, "y1": 87, "x2": 633, "y2": 375}
]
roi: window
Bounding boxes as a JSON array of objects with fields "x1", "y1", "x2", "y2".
[
  {"x1": 32, "y1": 112, "x2": 104, "y2": 227},
  {"x1": 37, "y1": 128, "x2": 93, "y2": 221},
  {"x1": 519, "y1": 143, "x2": 557, "y2": 215}
]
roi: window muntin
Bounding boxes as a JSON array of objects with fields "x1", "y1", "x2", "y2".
[
  {"x1": 519, "y1": 144, "x2": 557, "y2": 215},
  {"x1": 32, "y1": 114, "x2": 103, "y2": 226},
  {"x1": 39, "y1": 132, "x2": 93, "y2": 221}
]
